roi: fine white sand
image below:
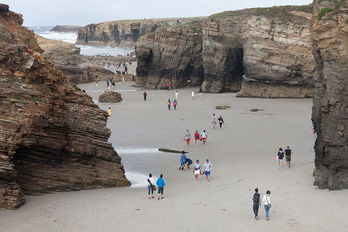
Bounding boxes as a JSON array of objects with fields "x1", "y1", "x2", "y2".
[{"x1": 1, "y1": 82, "x2": 347, "y2": 232}]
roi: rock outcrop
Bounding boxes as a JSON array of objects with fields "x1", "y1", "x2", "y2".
[
  {"x1": 0, "y1": 5, "x2": 130, "y2": 209},
  {"x1": 136, "y1": 6, "x2": 316, "y2": 97},
  {"x1": 49, "y1": 25, "x2": 81, "y2": 32},
  {"x1": 77, "y1": 18, "x2": 202, "y2": 47},
  {"x1": 36, "y1": 35, "x2": 119, "y2": 84},
  {"x1": 136, "y1": 20, "x2": 204, "y2": 88},
  {"x1": 98, "y1": 91, "x2": 122, "y2": 103},
  {"x1": 311, "y1": 0, "x2": 348, "y2": 190}
]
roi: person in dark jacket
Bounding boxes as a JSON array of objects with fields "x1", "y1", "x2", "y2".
[{"x1": 252, "y1": 188, "x2": 261, "y2": 220}]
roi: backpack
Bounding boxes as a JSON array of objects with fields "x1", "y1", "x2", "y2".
[{"x1": 253, "y1": 193, "x2": 260, "y2": 204}]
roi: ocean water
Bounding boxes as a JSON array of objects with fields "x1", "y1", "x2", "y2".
[{"x1": 28, "y1": 26, "x2": 134, "y2": 56}]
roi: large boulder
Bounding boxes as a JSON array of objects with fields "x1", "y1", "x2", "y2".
[{"x1": 98, "y1": 91, "x2": 122, "y2": 103}]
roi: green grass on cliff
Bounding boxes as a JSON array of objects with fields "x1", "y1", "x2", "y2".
[
  {"x1": 318, "y1": 7, "x2": 334, "y2": 20},
  {"x1": 208, "y1": 5, "x2": 312, "y2": 22}
]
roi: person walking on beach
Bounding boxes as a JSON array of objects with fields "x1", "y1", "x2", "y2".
[
  {"x1": 185, "y1": 130, "x2": 191, "y2": 146},
  {"x1": 218, "y1": 115, "x2": 224, "y2": 128},
  {"x1": 179, "y1": 151, "x2": 186, "y2": 171},
  {"x1": 285, "y1": 146, "x2": 292, "y2": 168},
  {"x1": 107, "y1": 107, "x2": 112, "y2": 117},
  {"x1": 143, "y1": 91, "x2": 147, "y2": 101},
  {"x1": 193, "y1": 160, "x2": 201, "y2": 181},
  {"x1": 262, "y1": 190, "x2": 271, "y2": 221},
  {"x1": 173, "y1": 99, "x2": 177, "y2": 110},
  {"x1": 147, "y1": 174, "x2": 156, "y2": 199},
  {"x1": 277, "y1": 148, "x2": 284, "y2": 168},
  {"x1": 201, "y1": 130, "x2": 207, "y2": 144},
  {"x1": 211, "y1": 114, "x2": 217, "y2": 128},
  {"x1": 156, "y1": 174, "x2": 165, "y2": 200},
  {"x1": 194, "y1": 130, "x2": 200, "y2": 145},
  {"x1": 175, "y1": 91, "x2": 179, "y2": 100},
  {"x1": 252, "y1": 188, "x2": 260, "y2": 220},
  {"x1": 192, "y1": 91, "x2": 195, "y2": 100},
  {"x1": 203, "y1": 159, "x2": 212, "y2": 182},
  {"x1": 167, "y1": 99, "x2": 171, "y2": 110}
]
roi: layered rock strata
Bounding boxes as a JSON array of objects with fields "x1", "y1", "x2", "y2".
[
  {"x1": 77, "y1": 18, "x2": 201, "y2": 47},
  {"x1": 311, "y1": 0, "x2": 348, "y2": 190},
  {"x1": 0, "y1": 6, "x2": 129, "y2": 209},
  {"x1": 136, "y1": 6, "x2": 316, "y2": 96}
]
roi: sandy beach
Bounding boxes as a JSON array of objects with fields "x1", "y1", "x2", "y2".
[{"x1": 1, "y1": 82, "x2": 347, "y2": 232}]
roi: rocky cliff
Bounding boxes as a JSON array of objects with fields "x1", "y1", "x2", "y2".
[
  {"x1": 136, "y1": 6, "x2": 316, "y2": 96},
  {"x1": 36, "y1": 35, "x2": 119, "y2": 84},
  {"x1": 49, "y1": 25, "x2": 81, "y2": 32},
  {"x1": 0, "y1": 5, "x2": 130, "y2": 209},
  {"x1": 311, "y1": 0, "x2": 348, "y2": 190},
  {"x1": 77, "y1": 18, "x2": 201, "y2": 47}
]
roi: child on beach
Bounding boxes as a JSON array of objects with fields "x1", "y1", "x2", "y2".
[
  {"x1": 173, "y1": 100, "x2": 177, "y2": 110},
  {"x1": 192, "y1": 91, "x2": 195, "y2": 100},
  {"x1": 203, "y1": 159, "x2": 212, "y2": 182},
  {"x1": 193, "y1": 160, "x2": 201, "y2": 181},
  {"x1": 262, "y1": 190, "x2": 271, "y2": 221},
  {"x1": 277, "y1": 148, "x2": 284, "y2": 168},
  {"x1": 201, "y1": 130, "x2": 207, "y2": 144},
  {"x1": 143, "y1": 92, "x2": 147, "y2": 101},
  {"x1": 211, "y1": 114, "x2": 217, "y2": 128},
  {"x1": 156, "y1": 174, "x2": 165, "y2": 200},
  {"x1": 218, "y1": 115, "x2": 224, "y2": 128},
  {"x1": 179, "y1": 151, "x2": 186, "y2": 171},
  {"x1": 107, "y1": 107, "x2": 112, "y2": 117},
  {"x1": 167, "y1": 99, "x2": 171, "y2": 110},
  {"x1": 147, "y1": 174, "x2": 156, "y2": 199},
  {"x1": 194, "y1": 130, "x2": 200, "y2": 145},
  {"x1": 185, "y1": 130, "x2": 191, "y2": 146}
]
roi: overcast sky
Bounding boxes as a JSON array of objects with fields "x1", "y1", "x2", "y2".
[{"x1": 3, "y1": 0, "x2": 312, "y2": 26}]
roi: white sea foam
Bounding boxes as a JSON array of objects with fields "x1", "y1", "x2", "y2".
[
  {"x1": 125, "y1": 171, "x2": 156, "y2": 188},
  {"x1": 116, "y1": 148, "x2": 160, "y2": 154}
]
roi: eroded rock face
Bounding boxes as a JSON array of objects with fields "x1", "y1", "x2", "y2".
[
  {"x1": 77, "y1": 18, "x2": 201, "y2": 47},
  {"x1": 136, "y1": 21, "x2": 204, "y2": 88},
  {"x1": 98, "y1": 91, "x2": 122, "y2": 103},
  {"x1": 0, "y1": 8, "x2": 129, "y2": 209},
  {"x1": 36, "y1": 35, "x2": 119, "y2": 84},
  {"x1": 136, "y1": 6, "x2": 316, "y2": 96},
  {"x1": 311, "y1": 0, "x2": 348, "y2": 190}
]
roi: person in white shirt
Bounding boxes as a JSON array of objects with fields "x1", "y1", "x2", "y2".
[
  {"x1": 147, "y1": 173, "x2": 156, "y2": 199},
  {"x1": 175, "y1": 91, "x2": 179, "y2": 100},
  {"x1": 201, "y1": 130, "x2": 207, "y2": 144},
  {"x1": 211, "y1": 114, "x2": 216, "y2": 128},
  {"x1": 192, "y1": 91, "x2": 195, "y2": 100},
  {"x1": 193, "y1": 160, "x2": 201, "y2": 181},
  {"x1": 262, "y1": 190, "x2": 271, "y2": 220},
  {"x1": 203, "y1": 159, "x2": 212, "y2": 182}
]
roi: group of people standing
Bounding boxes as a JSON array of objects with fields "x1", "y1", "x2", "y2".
[
  {"x1": 179, "y1": 152, "x2": 212, "y2": 182},
  {"x1": 147, "y1": 173, "x2": 166, "y2": 200},
  {"x1": 185, "y1": 130, "x2": 207, "y2": 145}
]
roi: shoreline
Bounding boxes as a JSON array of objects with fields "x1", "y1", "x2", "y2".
[{"x1": 1, "y1": 82, "x2": 347, "y2": 232}]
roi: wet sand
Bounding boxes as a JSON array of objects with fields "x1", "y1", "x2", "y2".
[{"x1": 0, "y1": 82, "x2": 347, "y2": 232}]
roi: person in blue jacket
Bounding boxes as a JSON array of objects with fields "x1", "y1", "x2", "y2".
[
  {"x1": 156, "y1": 174, "x2": 166, "y2": 200},
  {"x1": 179, "y1": 151, "x2": 186, "y2": 171}
]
